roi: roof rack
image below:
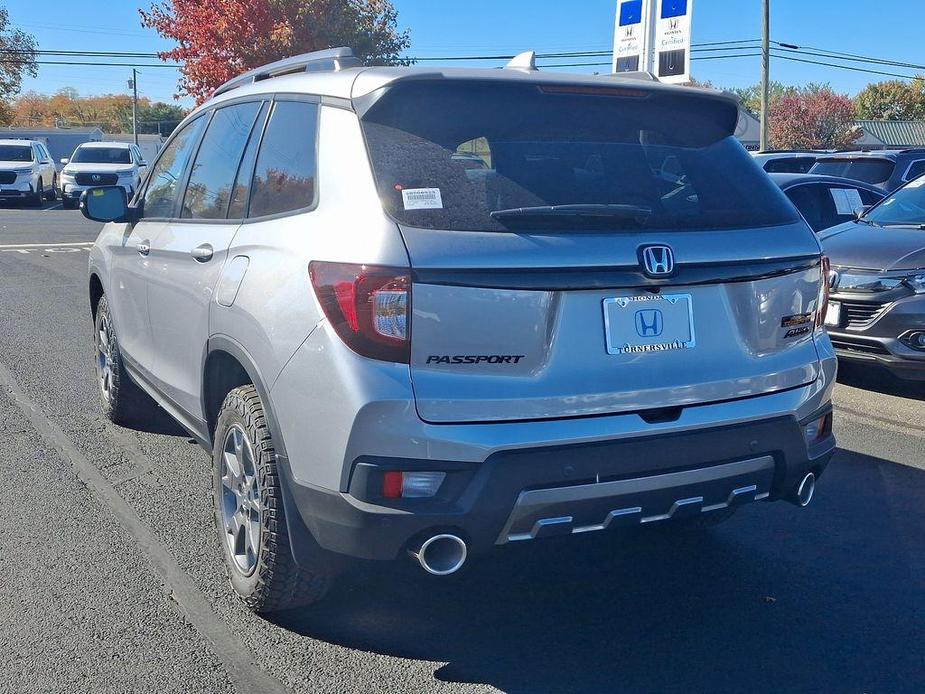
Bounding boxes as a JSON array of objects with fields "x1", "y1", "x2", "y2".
[{"x1": 213, "y1": 47, "x2": 361, "y2": 97}]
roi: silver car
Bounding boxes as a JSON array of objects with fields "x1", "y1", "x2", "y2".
[{"x1": 84, "y1": 48, "x2": 837, "y2": 613}]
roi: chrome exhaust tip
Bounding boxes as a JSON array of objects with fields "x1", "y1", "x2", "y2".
[
  {"x1": 409, "y1": 534, "x2": 467, "y2": 576},
  {"x1": 791, "y1": 472, "x2": 816, "y2": 508}
]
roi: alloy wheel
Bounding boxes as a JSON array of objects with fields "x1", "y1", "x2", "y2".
[
  {"x1": 220, "y1": 424, "x2": 262, "y2": 575},
  {"x1": 95, "y1": 313, "x2": 115, "y2": 404}
]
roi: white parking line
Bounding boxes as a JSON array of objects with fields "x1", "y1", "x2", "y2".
[{"x1": 44, "y1": 202, "x2": 63, "y2": 211}]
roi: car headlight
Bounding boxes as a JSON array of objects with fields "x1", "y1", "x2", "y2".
[
  {"x1": 13, "y1": 166, "x2": 34, "y2": 174},
  {"x1": 61, "y1": 169, "x2": 75, "y2": 180},
  {"x1": 834, "y1": 272, "x2": 904, "y2": 293},
  {"x1": 116, "y1": 168, "x2": 135, "y2": 176},
  {"x1": 905, "y1": 274, "x2": 925, "y2": 293}
]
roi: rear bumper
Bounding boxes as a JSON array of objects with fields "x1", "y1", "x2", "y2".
[{"x1": 283, "y1": 405, "x2": 835, "y2": 561}]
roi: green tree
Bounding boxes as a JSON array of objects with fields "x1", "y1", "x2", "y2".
[
  {"x1": 137, "y1": 101, "x2": 188, "y2": 135},
  {"x1": 0, "y1": 7, "x2": 37, "y2": 101},
  {"x1": 855, "y1": 78, "x2": 925, "y2": 121}
]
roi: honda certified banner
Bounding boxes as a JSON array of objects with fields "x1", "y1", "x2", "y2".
[
  {"x1": 612, "y1": 0, "x2": 651, "y2": 73},
  {"x1": 654, "y1": 0, "x2": 693, "y2": 83}
]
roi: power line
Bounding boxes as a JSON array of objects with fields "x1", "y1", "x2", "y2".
[
  {"x1": 0, "y1": 59, "x2": 180, "y2": 68},
  {"x1": 770, "y1": 52, "x2": 918, "y2": 80}
]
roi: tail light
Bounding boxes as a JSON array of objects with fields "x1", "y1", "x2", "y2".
[
  {"x1": 815, "y1": 256, "x2": 831, "y2": 330},
  {"x1": 309, "y1": 261, "x2": 411, "y2": 363}
]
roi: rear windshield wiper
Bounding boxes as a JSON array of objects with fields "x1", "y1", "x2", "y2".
[
  {"x1": 880, "y1": 223, "x2": 925, "y2": 230},
  {"x1": 856, "y1": 217, "x2": 881, "y2": 227},
  {"x1": 490, "y1": 204, "x2": 652, "y2": 221}
]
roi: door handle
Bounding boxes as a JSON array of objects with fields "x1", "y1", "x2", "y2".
[
  {"x1": 191, "y1": 244, "x2": 214, "y2": 263},
  {"x1": 137, "y1": 240, "x2": 150, "y2": 256}
]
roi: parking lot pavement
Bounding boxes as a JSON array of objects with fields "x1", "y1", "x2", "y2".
[
  {"x1": 0, "y1": 199, "x2": 101, "y2": 246},
  {"x1": 0, "y1": 208, "x2": 922, "y2": 693}
]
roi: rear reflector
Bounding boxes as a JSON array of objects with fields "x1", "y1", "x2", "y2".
[
  {"x1": 380, "y1": 471, "x2": 446, "y2": 499},
  {"x1": 309, "y1": 262, "x2": 411, "y2": 363}
]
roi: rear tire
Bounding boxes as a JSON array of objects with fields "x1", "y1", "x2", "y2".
[
  {"x1": 45, "y1": 176, "x2": 58, "y2": 201},
  {"x1": 212, "y1": 385, "x2": 331, "y2": 613},
  {"x1": 94, "y1": 295, "x2": 156, "y2": 424}
]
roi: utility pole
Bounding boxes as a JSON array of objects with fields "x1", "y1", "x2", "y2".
[
  {"x1": 760, "y1": 0, "x2": 770, "y2": 151},
  {"x1": 129, "y1": 69, "x2": 139, "y2": 146}
]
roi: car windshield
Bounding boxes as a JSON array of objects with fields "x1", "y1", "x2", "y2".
[
  {"x1": 360, "y1": 80, "x2": 799, "y2": 232},
  {"x1": 864, "y1": 177, "x2": 925, "y2": 227},
  {"x1": 0, "y1": 145, "x2": 34, "y2": 162},
  {"x1": 811, "y1": 158, "x2": 895, "y2": 185},
  {"x1": 72, "y1": 147, "x2": 132, "y2": 165}
]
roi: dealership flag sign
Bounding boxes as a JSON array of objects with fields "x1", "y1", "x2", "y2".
[{"x1": 612, "y1": 0, "x2": 693, "y2": 84}]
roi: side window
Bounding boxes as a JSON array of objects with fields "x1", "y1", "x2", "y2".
[
  {"x1": 227, "y1": 103, "x2": 269, "y2": 219},
  {"x1": 181, "y1": 101, "x2": 263, "y2": 220},
  {"x1": 141, "y1": 117, "x2": 207, "y2": 219},
  {"x1": 859, "y1": 188, "x2": 884, "y2": 206},
  {"x1": 248, "y1": 100, "x2": 318, "y2": 218},
  {"x1": 785, "y1": 184, "x2": 838, "y2": 232},
  {"x1": 905, "y1": 160, "x2": 925, "y2": 181}
]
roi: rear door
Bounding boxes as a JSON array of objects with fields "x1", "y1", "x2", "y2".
[
  {"x1": 360, "y1": 79, "x2": 826, "y2": 424},
  {"x1": 145, "y1": 99, "x2": 266, "y2": 418}
]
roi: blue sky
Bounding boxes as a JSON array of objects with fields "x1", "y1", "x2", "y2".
[{"x1": 6, "y1": 0, "x2": 924, "y2": 107}]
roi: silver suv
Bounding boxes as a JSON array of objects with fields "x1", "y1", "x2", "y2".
[{"x1": 84, "y1": 48, "x2": 837, "y2": 613}]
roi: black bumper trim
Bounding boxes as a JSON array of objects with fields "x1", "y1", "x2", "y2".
[{"x1": 283, "y1": 413, "x2": 835, "y2": 563}]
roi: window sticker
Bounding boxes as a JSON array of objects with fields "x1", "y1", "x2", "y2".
[
  {"x1": 830, "y1": 188, "x2": 855, "y2": 215},
  {"x1": 402, "y1": 188, "x2": 443, "y2": 210}
]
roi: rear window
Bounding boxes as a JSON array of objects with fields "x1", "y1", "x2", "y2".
[
  {"x1": 72, "y1": 147, "x2": 132, "y2": 165},
  {"x1": 810, "y1": 158, "x2": 894, "y2": 185},
  {"x1": 360, "y1": 81, "x2": 799, "y2": 232}
]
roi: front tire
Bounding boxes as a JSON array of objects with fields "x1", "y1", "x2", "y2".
[
  {"x1": 28, "y1": 181, "x2": 43, "y2": 207},
  {"x1": 212, "y1": 385, "x2": 330, "y2": 613},
  {"x1": 94, "y1": 295, "x2": 155, "y2": 424}
]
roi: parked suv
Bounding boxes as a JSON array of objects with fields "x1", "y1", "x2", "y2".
[
  {"x1": 0, "y1": 139, "x2": 58, "y2": 205},
  {"x1": 810, "y1": 148, "x2": 925, "y2": 193},
  {"x1": 820, "y1": 176, "x2": 925, "y2": 379},
  {"x1": 84, "y1": 49, "x2": 837, "y2": 613},
  {"x1": 61, "y1": 141, "x2": 147, "y2": 209}
]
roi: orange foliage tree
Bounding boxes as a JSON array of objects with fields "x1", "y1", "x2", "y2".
[{"x1": 140, "y1": 0, "x2": 411, "y2": 104}]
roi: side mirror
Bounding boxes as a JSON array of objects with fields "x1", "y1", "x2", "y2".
[
  {"x1": 60, "y1": 158, "x2": 69, "y2": 165},
  {"x1": 81, "y1": 187, "x2": 134, "y2": 223},
  {"x1": 854, "y1": 205, "x2": 872, "y2": 220}
]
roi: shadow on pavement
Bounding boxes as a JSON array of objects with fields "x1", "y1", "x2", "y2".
[
  {"x1": 837, "y1": 361, "x2": 925, "y2": 401},
  {"x1": 274, "y1": 449, "x2": 925, "y2": 693}
]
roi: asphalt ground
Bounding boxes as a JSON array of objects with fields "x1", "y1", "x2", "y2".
[{"x1": 0, "y1": 202, "x2": 922, "y2": 693}]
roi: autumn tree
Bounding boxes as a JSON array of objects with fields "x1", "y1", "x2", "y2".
[
  {"x1": 855, "y1": 78, "x2": 925, "y2": 121},
  {"x1": 769, "y1": 86, "x2": 860, "y2": 150},
  {"x1": 140, "y1": 0, "x2": 412, "y2": 104}
]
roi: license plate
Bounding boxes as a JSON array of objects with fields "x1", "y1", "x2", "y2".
[
  {"x1": 825, "y1": 301, "x2": 841, "y2": 328},
  {"x1": 603, "y1": 294, "x2": 696, "y2": 356}
]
